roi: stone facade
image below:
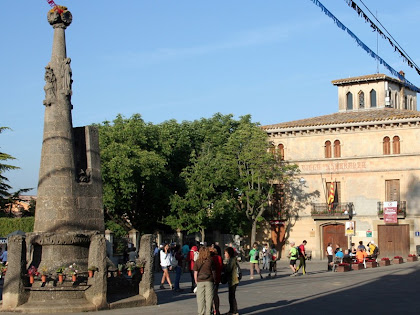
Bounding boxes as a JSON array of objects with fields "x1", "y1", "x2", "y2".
[{"x1": 262, "y1": 74, "x2": 420, "y2": 259}]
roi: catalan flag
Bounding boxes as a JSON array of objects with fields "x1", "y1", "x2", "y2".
[{"x1": 327, "y1": 182, "x2": 335, "y2": 208}]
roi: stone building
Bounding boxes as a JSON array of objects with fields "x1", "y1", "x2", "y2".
[{"x1": 262, "y1": 73, "x2": 420, "y2": 259}]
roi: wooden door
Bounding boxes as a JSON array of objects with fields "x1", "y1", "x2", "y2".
[
  {"x1": 322, "y1": 224, "x2": 347, "y2": 258},
  {"x1": 385, "y1": 180, "x2": 400, "y2": 202},
  {"x1": 271, "y1": 224, "x2": 285, "y2": 258},
  {"x1": 378, "y1": 225, "x2": 410, "y2": 257}
]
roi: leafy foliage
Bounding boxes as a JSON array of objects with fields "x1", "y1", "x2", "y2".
[{"x1": 0, "y1": 217, "x2": 34, "y2": 237}]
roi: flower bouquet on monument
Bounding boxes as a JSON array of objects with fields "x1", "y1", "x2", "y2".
[
  {"x1": 40, "y1": 266, "x2": 49, "y2": 283},
  {"x1": 56, "y1": 266, "x2": 65, "y2": 283}
]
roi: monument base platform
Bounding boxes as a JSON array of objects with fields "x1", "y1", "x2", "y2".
[{"x1": 13, "y1": 299, "x2": 99, "y2": 313}]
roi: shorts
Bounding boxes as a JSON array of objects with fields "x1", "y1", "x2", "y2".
[
  {"x1": 161, "y1": 265, "x2": 170, "y2": 270},
  {"x1": 289, "y1": 259, "x2": 297, "y2": 266}
]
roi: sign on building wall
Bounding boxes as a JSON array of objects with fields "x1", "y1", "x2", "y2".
[
  {"x1": 345, "y1": 221, "x2": 355, "y2": 236},
  {"x1": 384, "y1": 201, "x2": 398, "y2": 224}
]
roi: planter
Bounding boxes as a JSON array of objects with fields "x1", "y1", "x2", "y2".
[
  {"x1": 58, "y1": 274, "x2": 64, "y2": 283},
  {"x1": 379, "y1": 260, "x2": 390, "y2": 267},
  {"x1": 365, "y1": 261, "x2": 377, "y2": 268},
  {"x1": 393, "y1": 257, "x2": 403, "y2": 264},
  {"x1": 29, "y1": 275, "x2": 35, "y2": 284},
  {"x1": 88, "y1": 270, "x2": 94, "y2": 278},
  {"x1": 72, "y1": 274, "x2": 77, "y2": 282},
  {"x1": 351, "y1": 263, "x2": 364, "y2": 270},
  {"x1": 336, "y1": 265, "x2": 350, "y2": 272},
  {"x1": 407, "y1": 256, "x2": 418, "y2": 262},
  {"x1": 127, "y1": 270, "x2": 132, "y2": 277},
  {"x1": 41, "y1": 275, "x2": 47, "y2": 283}
]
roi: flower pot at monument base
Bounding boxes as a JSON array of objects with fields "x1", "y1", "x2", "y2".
[
  {"x1": 58, "y1": 274, "x2": 64, "y2": 283},
  {"x1": 140, "y1": 267, "x2": 144, "y2": 274},
  {"x1": 127, "y1": 270, "x2": 132, "y2": 277},
  {"x1": 29, "y1": 275, "x2": 34, "y2": 284},
  {"x1": 88, "y1": 270, "x2": 94, "y2": 278},
  {"x1": 72, "y1": 274, "x2": 77, "y2": 282},
  {"x1": 41, "y1": 275, "x2": 47, "y2": 283}
]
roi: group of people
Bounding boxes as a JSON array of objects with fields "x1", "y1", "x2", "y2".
[
  {"x1": 326, "y1": 240, "x2": 380, "y2": 270},
  {"x1": 288, "y1": 240, "x2": 308, "y2": 276},
  {"x1": 156, "y1": 241, "x2": 240, "y2": 315}
]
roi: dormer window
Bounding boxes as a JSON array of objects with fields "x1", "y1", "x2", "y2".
[
  {"x1": 346, "y1": 92, "x2": 353, "y2": 110},
  {"x1": 358, "y1": 91, "x2": 365, "y2": 109},
  {"x1": 370, "y1": 89, "x2": 377, "y2": 108}
]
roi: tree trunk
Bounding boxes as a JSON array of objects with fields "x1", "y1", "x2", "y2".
[
  {"x1": 250, "y1": 220, "x2": 257, "y2": 247},
  {"x1": 201, "y1": 227, "x2": 205, "y2": 243}
]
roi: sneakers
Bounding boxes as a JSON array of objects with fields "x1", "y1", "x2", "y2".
[
  {"x1": 169, "y1": 284, "x2": 173, "y2": 290},
  {"x1": 250, "y1": 276, "x2": 254, "y2": 280}
]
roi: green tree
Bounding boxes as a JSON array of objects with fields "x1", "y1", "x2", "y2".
[{"x1": 0, "y1": 127, "x2": 18, "y2": 206}]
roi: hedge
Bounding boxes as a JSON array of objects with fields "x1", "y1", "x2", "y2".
[{"x1": 0, "y1": 217, "x2": 34, "y2": 237}]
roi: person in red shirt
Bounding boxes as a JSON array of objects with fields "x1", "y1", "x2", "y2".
[
  {"x1": 210, "y1": 247, "x2": 222, "y2": 315},
  {"x1": 295, "y1": 240, "x2": 307, "y2": 275},
  {"x1": 187, "y1": 244, "x2": 199, "y2": 293}
]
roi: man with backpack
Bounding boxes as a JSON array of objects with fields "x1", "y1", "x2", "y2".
[
  {"x1": 367, "y1": 241, "x2": 379, "y2": 259},
  {"x1": 295, "y1": 240, "x2": 307, "y2": 275}
]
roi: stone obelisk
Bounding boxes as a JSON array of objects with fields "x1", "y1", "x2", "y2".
[{"x1": 2, "y1": 6, "x2": 107, "y2": 312}]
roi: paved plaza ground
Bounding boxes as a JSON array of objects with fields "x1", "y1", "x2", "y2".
[{"x1": 1, "y1": 259, "x2": 419, "y2": 314}]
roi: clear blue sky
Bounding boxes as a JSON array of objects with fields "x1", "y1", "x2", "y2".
[{"x1": 2, "y1": 0, "x2": 420, "y2": 193}]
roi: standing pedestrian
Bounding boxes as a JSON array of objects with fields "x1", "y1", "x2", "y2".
[
  {"x1": 210, "y1": 247, "x2": 223, "y2": 315},
  {"x1": 249, "y1": 242, "x2": 263, "y2": 279},
  {"x1": 326, "y1": 242, "x2": 333, "y2": 271},
  {"x1": 188, "y1": 244, "x2": 199, "y2": 292},
  {"x1": 159, "y1": 243, "x2": 173, "y2": 289},
  {"x1": 193, "y1": 246, "x2": 216, "y2": 315},
  {"x1": 267, "y1": 244, "x2": 278, "y2": 278},
  {"x1": 295, "y1": 240, "x2": 307, "y2": 275},
  {"x1": 174, "y1": 244, "x2": 183, "y2": 292},
  {"x1": 182, "y1": 243, "x2": 190, "y2": 272},
  {"x1": 262, "y1": 244, "x2": 269, "y2": 270},
  {"x1": 224, "y1": 247, "x2": 239, "y2": 315},
  {"x1": 288, "y1": 241, "x2": 298, "y2": 276}
]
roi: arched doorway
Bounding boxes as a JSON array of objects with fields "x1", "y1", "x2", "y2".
[{"x1": 322, "y1": 223, "x2": 347, "y2": 258}]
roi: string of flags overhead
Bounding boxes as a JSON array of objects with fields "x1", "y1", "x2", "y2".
[
  {"x1": 309, "y1": 0, "x2": 420, "y2": 93},
  {"x1": 344, "y1": 0, "x2": 420, "y2": 76}
]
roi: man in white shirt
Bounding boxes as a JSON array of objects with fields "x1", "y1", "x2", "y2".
[{"x1": 326, "y1": 243, "x2": 333, "y2": 271}]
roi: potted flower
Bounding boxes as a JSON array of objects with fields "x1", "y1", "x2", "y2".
[
  {"x1": 67, "y1": 263, "x2": 78, "y2": 282},
  {"x1": 407, "y1": 254, "x2": 418, "y2": 262},
  {"x1": 88, "y1": 266, "x2": 97, "y2": 278},
  {"x1": 40, "y1": 266, "x2": 49, "y2": 283},
  {"x1": 365, "y1": 259, "x2": 377, "y2": 268},
  {"x1": 27, "y1": 266, "x2": 39, "y2": 284},
  {"x1": 117, "y1": 264, "x2": 123, "y2": 276},
  {"x1": 56, "y1": 266, "x2": 65, "y2": 283},
  {"x1": 393, "y1": 256, "x2": 403, "y2": 264},
  {"x1": 137, "y1": 263, "x2": 145, "y2": 275},
  {"x1": 337, "y1": 263, "x2": 350, "y2": 272},
  {"x1": 126, "y1": 262, "x2": 134, "y2": 276},
  {"x1": 379, "y1": 257, "x2": 390, "y2": 267}
]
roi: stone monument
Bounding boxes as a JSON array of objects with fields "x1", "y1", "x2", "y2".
[{"x1": 2, "y1": 6, "x2": 157, "y2": 312}]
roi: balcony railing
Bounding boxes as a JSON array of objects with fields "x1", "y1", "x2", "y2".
[
  {"x1": 377, "y1": 201, "x2": 406, "y2": 218},
  {"x1": 311, "y1": 202, "x2": 354, "y2": 219}
]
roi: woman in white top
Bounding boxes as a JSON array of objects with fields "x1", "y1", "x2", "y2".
[{"x1": 160, "y1": 243, "x2": 173, "y2": 289}]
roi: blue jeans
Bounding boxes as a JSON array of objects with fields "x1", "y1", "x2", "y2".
[
  {"x1": 174, "y1": 266, "x2": 182, "y2": 289},
  {"x1": 262, "y1": 256, "x2": 269, "y2": 269}
]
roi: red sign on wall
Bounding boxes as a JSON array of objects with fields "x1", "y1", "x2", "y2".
[{"x1": 383, "y1": 201, "x2": 398, "y2": 224}]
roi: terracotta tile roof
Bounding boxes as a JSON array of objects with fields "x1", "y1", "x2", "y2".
[
  {"x1": 331, "y1": 73, "x2": 396, "y2": 86},
  {"x1": 262, "y1": 108, "x2": 420, "y2": 130}
]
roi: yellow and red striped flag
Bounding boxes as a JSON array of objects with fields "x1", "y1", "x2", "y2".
[{"x1": 327, "y1": 182, "x2": 335, "y2": 207}]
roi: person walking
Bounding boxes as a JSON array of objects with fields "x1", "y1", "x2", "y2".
[
  {"x1": 249, "y1": 242, "x2": 263, "y2": 279},
  {"x1": 295, "y1": 240, "x2": 307, "y2": 275},
  {"x1": 159, "y1": 243, "x2": 173, "y2": 289},
  {"x1": 262, "y1": 244, "x2": 269, "y2": 270},
  {"x1": 267, "y1": 244, "x2": 278, "y2": 278},
  {"x1": 288, "y1": 241, "x2": 298, "y2": 276},
  {"x1": 326, "y1": 243, "x2": 333, "y2": 271},
  {"x1": 193, "y1": 246, "x2": 216, "y2": 315},
  {"x1": 224, "y1": 247, "x2": 240, "y2": 315}
]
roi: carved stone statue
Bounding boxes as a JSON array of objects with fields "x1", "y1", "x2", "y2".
[
  {"x1": 61, "y1": 57, "x2": 72, "y2": 95},
  {"x1": 43, "y1": 64, "x2": 56, "y2": 106}
]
